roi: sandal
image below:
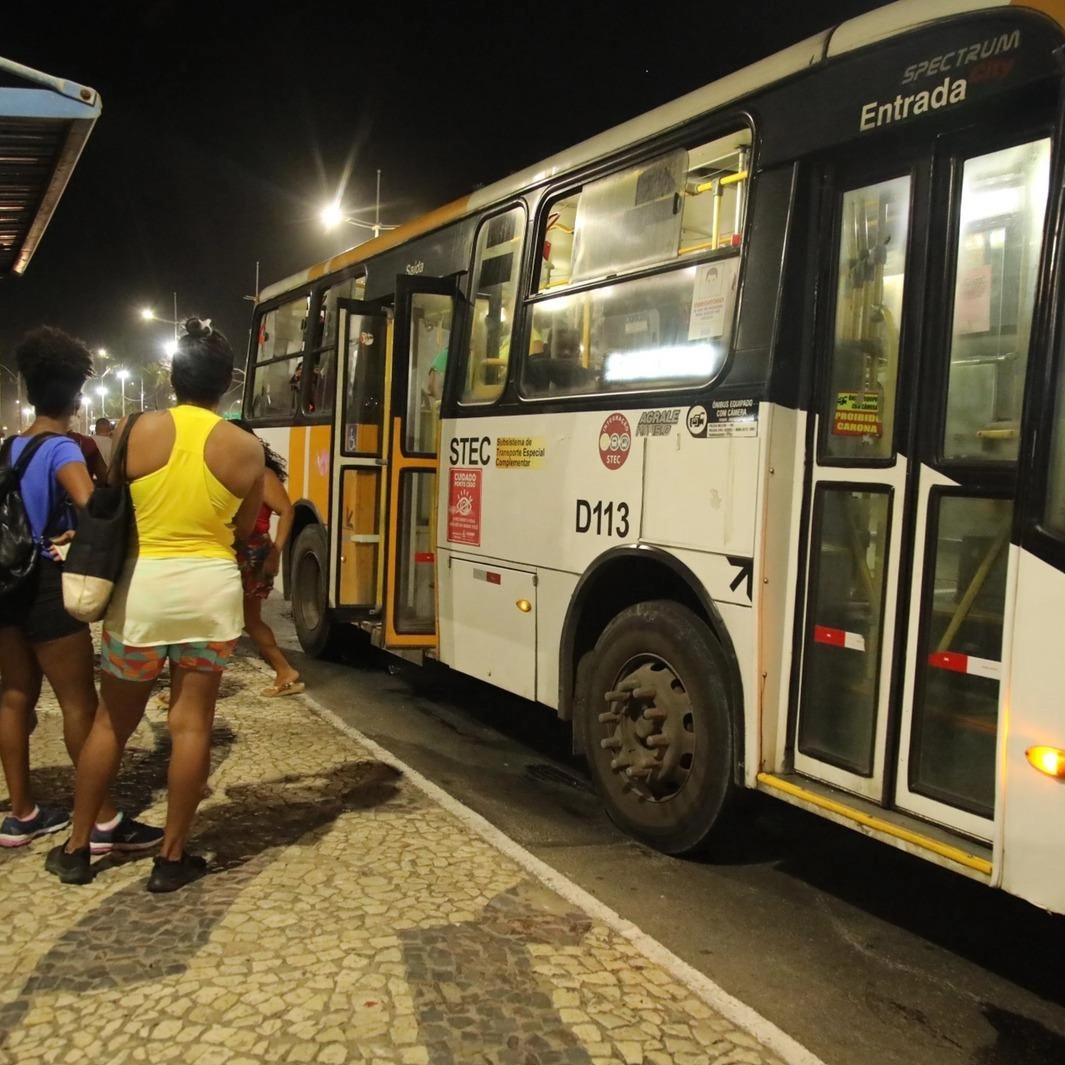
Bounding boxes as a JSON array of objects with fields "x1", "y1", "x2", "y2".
[{"x1": 260, "y1": 680, "x2": 305, "y2": 698}]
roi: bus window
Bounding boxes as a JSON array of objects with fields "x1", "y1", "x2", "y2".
[
  {"x1": 410, "y1": 293, "x2": 452, "y2": 452},
  {"x1": 524, "y1": 259, "x2": 736, "y2": 397},
  {"x1": 461, "y1": 206, "x2": 525, "y2": 405},
  {"x1": 250, "y1": 296, "x2": 309, "y2": 419},
  {"x1": 942, "y1": 139, "x2": 1051, "y2": 463},
  {"x1": 537, "y1": 129, "x2": 750, "y2": 294},
  {"x1": 679, "y1": 131, "x2": 751, "y2": 254},
  {"x1": 310, "y1": 275, "x2": 364, "y2": 416},
  {"x1": 342, "y1": 314, "x2": 385, "y2": 456},
  {"x1": 822, "y1": 175, "x2": 911, "y2": 462}
]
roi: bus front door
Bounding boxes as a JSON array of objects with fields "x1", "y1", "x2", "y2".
[
  {"x1": 382, "y1": 275, "x2": 460, "y2": 650},
  {"x1": 793, "y1": 132, "x2": 1051, "y2": 840}
]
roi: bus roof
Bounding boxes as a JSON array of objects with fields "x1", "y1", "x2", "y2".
[
  {"x1": 260, "y1": 0, "x2": 1064, "y2": 304},
  {"x1": 0, "y1": 56, "x2": 101, "y2": 278}
]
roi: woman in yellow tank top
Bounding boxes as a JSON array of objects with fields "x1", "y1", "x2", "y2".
[{"x1": 46, "y1": 318, "x2": 265, "y2": 892}]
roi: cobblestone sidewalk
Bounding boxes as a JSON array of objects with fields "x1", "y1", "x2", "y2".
[{"x1": 0, "y1": 645, "x2": 820, "y2": 1065}]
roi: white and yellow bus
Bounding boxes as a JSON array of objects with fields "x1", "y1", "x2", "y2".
[{"x1": 244, "y1": 0, "x2": 1065, "y2": 914}]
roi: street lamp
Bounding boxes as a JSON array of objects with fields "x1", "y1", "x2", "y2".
[
  {"x1": 321, "y1": 169, "x2": 398, "y2": 240},
  {"x1": 140, "y1": 292, "x2": 181, "y2": 342},
  {"x1": 95, "y1": 384, "x2": 107, "y2": 419}
]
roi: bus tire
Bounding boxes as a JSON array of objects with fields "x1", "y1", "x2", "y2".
[
  {"x1": 291, "y1": 524, "x2": 336, "y2": 658},
  {"x1": 579, "y1": 599, "x2": 734, "y2": 855}
]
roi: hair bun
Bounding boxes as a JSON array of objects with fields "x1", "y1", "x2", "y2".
[{"x1": 184, "y1": 316, "x2": 213, "y2": 339}]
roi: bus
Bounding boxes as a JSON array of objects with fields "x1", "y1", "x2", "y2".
[{"x1": 244, "y1": 0, "x2": 1065, "y2": 915}]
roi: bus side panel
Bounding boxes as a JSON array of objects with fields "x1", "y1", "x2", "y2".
[
  {"x1": 641, "y1": 412, "x2": 759, "y2": 556},
  {"x1": 439, "y1": 410, "x2": 646, "y2": 572},
  {"x1": 534, "y1": 566, "x2": 577, "y2": 710},
  {"x1": 1000, "y1": 549, "x2": 1065, "y2": 913}
]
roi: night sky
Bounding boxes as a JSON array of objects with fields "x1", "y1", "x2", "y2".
[{"x1": 0, "y1": 0, "x2": 881, "y2": 419}]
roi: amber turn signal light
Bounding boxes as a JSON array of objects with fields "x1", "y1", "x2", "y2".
[{"x1": 1026, "y1": 746, "x2": 1065, "y2": 779}]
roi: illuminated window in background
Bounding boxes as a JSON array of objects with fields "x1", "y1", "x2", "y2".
[
  {"x1": 523, "y1": 262, "x2": 736, "y2": 397},
  {"x1": 249, "y1": 296, "x2": 310, "y2": 419},
  {"x1": 944, "y1": 139, "x2": 1050, "y2": 463},
  {"x1": 462, "y1": 207, "x2": 525, "y2": 405},
  {"x1": 537, "y1": 129, "x2": 751, "y2": 294}
]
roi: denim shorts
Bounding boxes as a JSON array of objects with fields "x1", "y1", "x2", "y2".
[{"x1": 99, "y1": 629, "x2": 237, "y2": 682}]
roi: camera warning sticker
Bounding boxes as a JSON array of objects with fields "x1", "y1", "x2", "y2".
[{"x1": 687, "y1": 399, "x2": 758, "y2": 438}]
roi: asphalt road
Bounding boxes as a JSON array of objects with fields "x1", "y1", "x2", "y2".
[{"x1": 254, "y1": 598, "x2": 1065, "y2": 1065}]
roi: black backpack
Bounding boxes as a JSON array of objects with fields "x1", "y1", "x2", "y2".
[{"x1": 0, "y1": 433, "x2": 58, "y2": 597}]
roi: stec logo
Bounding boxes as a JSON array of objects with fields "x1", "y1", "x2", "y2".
[{"x1": 598, "y1": 413, "x2": 631, "y2": 470}]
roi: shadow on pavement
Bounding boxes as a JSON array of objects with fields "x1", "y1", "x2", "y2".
[{"x1": 0, "y1": 758, "x2": 402, "y2": 1048}]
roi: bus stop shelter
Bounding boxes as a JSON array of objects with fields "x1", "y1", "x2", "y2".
[{"x1": 0, "y1": 56, "x2": 100, "y2": 279}]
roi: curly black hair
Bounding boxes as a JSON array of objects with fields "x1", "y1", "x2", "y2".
[
  {"x1": 14, "y1": 326, "x2": 94, "y2": 417},
  {"x1": 171, "y1": 316, "x2": 234, "y2": 405},
  {"x1": 231, "y1": 418, "x2": 287, "y2": 482}
]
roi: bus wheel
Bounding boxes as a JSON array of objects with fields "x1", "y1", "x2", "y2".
[
  {"x1": 291, "y1": 525, "x2": 336, "y2": 657},
  {"x1": 580, "y1": 600, "x2": 734, "y2": 855}
]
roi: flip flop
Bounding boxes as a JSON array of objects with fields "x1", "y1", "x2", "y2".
[{"x1": 260, "y1": 680, "x2": 305, "y2": 698}]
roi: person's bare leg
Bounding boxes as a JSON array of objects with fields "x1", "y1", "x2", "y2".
[
  {"x1": 34, "y1": 628, "x2": 118, "y2": 824},
  {"x1": 160, "y1": 666, "x2": 221, "y2": 859},
  {"x1": 0, "y1": 627, "x2": 42, "y2": 819},
  {"x1": 243, "y1": 596, "x2": 299, "y2": 688},
  {"x1": 65, "y1": 672, "x2": 153, "y2": 851}
]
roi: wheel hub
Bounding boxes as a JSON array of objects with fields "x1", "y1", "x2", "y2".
[{"x1": 598, "y1": 657, "x2": 695, "y2": 801}]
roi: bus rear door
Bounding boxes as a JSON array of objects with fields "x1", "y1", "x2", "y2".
[{"x1": 382, "y1": 275, "x2": 461, "y2": 650}]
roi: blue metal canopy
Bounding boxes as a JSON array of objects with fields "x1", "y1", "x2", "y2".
[{"x1": 0, "y1": 56, "x2": 101, "y2": 278}]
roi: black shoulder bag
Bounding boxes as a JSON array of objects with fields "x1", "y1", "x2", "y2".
[{"x1": 62, "y1": 412, "x2": 143, "y2": 622}]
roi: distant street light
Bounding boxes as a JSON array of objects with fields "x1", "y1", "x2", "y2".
[
  {"x1": 321, "y1": 169, "x2": 398, "y2": 240},
  {"x1": 95, "y1": 384, "x2": 108, "y2": 418}
]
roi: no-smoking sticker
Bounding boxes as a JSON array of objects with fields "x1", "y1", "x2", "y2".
[{"x1": 599, "y1": 413, "x2": 631, "y2": 470}]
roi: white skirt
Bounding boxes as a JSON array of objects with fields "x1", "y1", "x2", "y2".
[{"x1": 104, "y1": 556, "x2": 244, "y2": 646}]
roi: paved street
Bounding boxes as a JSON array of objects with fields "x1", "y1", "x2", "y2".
[{"x1": 0, "y1": 637, "x2": 822, "y2": 1065}]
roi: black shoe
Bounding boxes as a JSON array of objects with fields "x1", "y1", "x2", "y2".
[
  {"x1": 90, "y1": 813, "x2": 164, "y2": 855},
  {"x1": 146, "y1": 853, "x2": 207, "y2": 893},
  {"x1": 45, "y1": 843, "x2": 93, "y2": 885}
]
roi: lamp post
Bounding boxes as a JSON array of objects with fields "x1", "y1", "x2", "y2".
[
  {"x1": 96, "y1": 384, "x2": 108, "y2": 419},
  {"x1": 116, "y1": 368, "x2": 130, "y2": 417},
  {"x1": 140, "y1": 292, "x2": 181, "y2": 343},
  {"x1": 321, "y1": 169, "x2": 398, "y2": 240}
]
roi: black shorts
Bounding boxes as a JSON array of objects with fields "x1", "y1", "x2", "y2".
[{"x1": 0, "y1": 555, "x2": 87, "y2": 644}]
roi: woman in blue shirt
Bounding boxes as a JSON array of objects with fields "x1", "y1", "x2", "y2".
[{"x1": 0, "y1": 327, "x2": 161, "y2": 855}]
